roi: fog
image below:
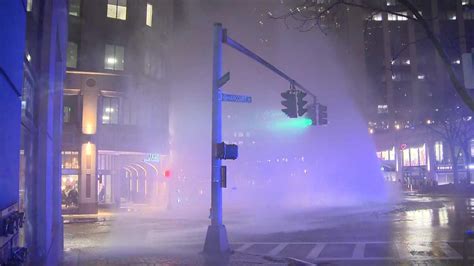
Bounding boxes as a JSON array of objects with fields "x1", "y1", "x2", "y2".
[{"x1": 166, "y1": 0, "x2": 399, "y2": 226}]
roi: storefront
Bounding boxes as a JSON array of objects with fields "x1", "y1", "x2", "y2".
[{"x1": 61, "y1": 151, "x2": 80, "y2": 211}]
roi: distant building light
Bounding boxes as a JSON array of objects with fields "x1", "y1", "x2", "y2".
[
  {"x1": 106, "y1": 57, "x2": 117, "y2": 64},
  {"x1": 395, "y1": 124, "x2": 401, "y2": 130},
  {"x1": 369, "y1": 128, "x2": 374, "y2": 134},
  {"x1": 426, "y1": 119, "x2": 432, "y2": 125},
  {"x1": 469, "y1": 164, "x2": 474, "y2": 170},
  {"x1": 105, "y1": 107, "x2": 114, "y2": 113},
  {"x1": 453, "y1": 59, "x2": 461, "y2": 64},
  {"x1": 102, "y1": 115, "x2": 110, "y2": 121},
  {"x1": 26, "y1": 53, "x2": 31, "y2": 62},
  {"x1": 404, "y1": 59, "x2": 411, "y2": 65},
  {"x1": 417, "y1": 74, "x2": 425, "y2": 80},
  {"x1": 463, "y1": 0, "x2": 469, "y2": 6}
]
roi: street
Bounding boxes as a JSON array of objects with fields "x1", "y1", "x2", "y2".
[{"x1": 63, "y1": 194, "x2": 474, "y2": 265}]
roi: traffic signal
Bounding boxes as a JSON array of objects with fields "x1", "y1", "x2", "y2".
[
  {"x1": 318, "y1": 104, "x2": 328, "y2": 125},
  {"x1": 281, "y1": 91, "x2": 297, "y2": 118},
  {"x1": 297, "y1": 91, "x2": 308, "y2": 116},
  {"x1": 305, "y1": 104, "x2": 317, "y2": 125}
]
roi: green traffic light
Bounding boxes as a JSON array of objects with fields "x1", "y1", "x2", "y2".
[{"x1": 271, "y1": 117, "x2": 313, "y2": 130}]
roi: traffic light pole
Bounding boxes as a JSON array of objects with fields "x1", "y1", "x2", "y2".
[
  {"x1": 203, "y1": 23, "x2": 230, "y2": 255},
  {"x1": 204, "y1": 22, "x2": 324, "y2": 256}
]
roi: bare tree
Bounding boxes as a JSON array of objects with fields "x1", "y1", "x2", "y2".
[
  {"x1": 270, "y1": 0, "x2": 474, "y2": 111},
  {"x1": 426, "y1": 109, "x2": 473, "y2": 185}
]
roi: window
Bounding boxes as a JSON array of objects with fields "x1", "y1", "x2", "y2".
[
  {"x1": 27, "y1": 0, "x2": 33, "y2": 12},
  {"x1": 435, "y1": 141, "x2": 443, "y2": 162},
  {"x1": 377, "y1": 147, "x2": 395, "y2": 161},
  {"x1": 146, "y1": 3, "x2": 153, "y2": 27},
  {"x1": 447, "y1": 11, "x2": 457, "y2": 20},
  {"x1": 69, "y1": 0, "x2": 80, "y2": 16},
  {"x1": 63, "y1": 95, "x2": 78, "y2": 123},
  {"x1": 102, "y1": 97, "x2": 119, "y2": 124},
  {"x1": 61, "y1": 174, "x2": 79, "y2": 209},
  {"x1": 22, "y1": 75, "x2": 34, "y2": 118},
  {"x1": 98, "y1": 153, "x2": 113, "y2": 170},
  {"x1": 377, "y1": 104, "x2": 388, "y2": 114},
  {"x1": 67, "y1": 42, "x2": 78, "y2": 68},
  {"x1": 402, "y1": 145, "x2": 426, "y2": 167},
  {"x1": 464, "y1": 11, "x2": 474, "y2": 20},
  {"x1": 372, "y1": 13, "x2": 382, "y2": 21},
  {"x1": 388, "y1": 11, "x2": 408, "y2": 21},
  {"x1": 104, "y1": 44, "x2": 124, "y2": 71},
  {"x1": 61, "y1": 151, "x2": 80, "y2": 169},
  {"x1": 107, "y1": 0, "x2": 127, "y2": 20}
]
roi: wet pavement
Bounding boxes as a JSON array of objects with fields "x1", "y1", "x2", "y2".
[{"x1": 63, "y1": 194, "x2": 474, "y2": 265}]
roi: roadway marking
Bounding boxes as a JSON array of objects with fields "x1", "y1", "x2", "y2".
[
  {"x1": 268, "y1": 243, "x2": 288, "y2": 256},
  {"x1": 235, "y1": 243, "x2": 253, "y2": 252},
  {"x1": 233, "y1": 241, "x2": 469, "y2": 261},
  {"x1": 352, "y1": 243, "x2": 365, "y2": 259},
  {"x1": 305, "y1": 243, "x2": 325, "y2": 259}
]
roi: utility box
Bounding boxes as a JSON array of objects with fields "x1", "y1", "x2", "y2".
[{"x1": 216, "y1": 142, "x2": 238, "y2": 160}]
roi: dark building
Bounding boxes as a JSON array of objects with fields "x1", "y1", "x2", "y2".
[
  {"x1": 1, "y1": 0, "x2": 67, "y2": 264},
  {"x1": 62, "y1": 0, "x2": 173, "y2": 214}
]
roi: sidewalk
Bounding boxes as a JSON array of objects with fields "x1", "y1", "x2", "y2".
[
  {"x1": 62, "y1": 249, "x2": 289, "y2": 266},
  {"x1": 62, "y1": 203, "x2": 150, "y2": 224}
]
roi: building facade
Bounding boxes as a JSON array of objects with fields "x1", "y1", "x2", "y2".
[
  {"x1": 0, "y1": 0, "x2": 67, "y2": 264},
  {"x1": 360, "y1": 0, "x2": 474, "y2": 188},
  {"x1": 63, "y1": 0, "x2": 173, "y2": 214}
]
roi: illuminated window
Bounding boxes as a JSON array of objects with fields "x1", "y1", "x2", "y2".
[
  {"x1": 102, "y1": 97, "x2": 119, "y2": 124},
  {"x1": 435, "y1": 141, "x2": 443, "y2": 162},
  {"x1": 98, "y1": 153, "x2": 113, "y2": 170},
  {"x1": 61, "y1": 174, "x2": 79, "y2": 209},
  {"x1": 104, "y1": 44, "x2": 124, "y2": 71},
  {"x1": 377, "y1": 104, "x2": 388, "y2": 114},
  {"x1": 67, "y1": 42, "x2": 78, "y2": 68},
  {"x1": 146, "y1": 3, "x2": 153, "y2": 27},
  {"x1": 27, "y1": 0, "x2": 33, "y2": 12},
  {"x1": 403, "y1": 149, "x2": 410, "y2": 166},
  {"x1": 403, "y1": 145, "x2": 426, "y2": 166},
  {"x1": 61, "y1": 151, "x2": 80, "y2": 169},
  {"x1": 372, "y1": 13, "x2": 382, "y2": 21},
  {"x1": 386, "y1": 0, "x2": 396, "y2": 6},
  {"x1": 69, "y1": 0, "x2": 80, "y2": 16},
  {"x1": 388, "y1": 12, "x2": 408, "y2": 21},
  {"x1": 107, "y1": 0, "x2": 127, "y2": 20},
  {"x1": 447, "y1": 11, "x2": 456, "y2": 20}
]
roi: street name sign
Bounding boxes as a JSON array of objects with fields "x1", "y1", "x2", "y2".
[{"x1": 221, "y1": 93, "x2": 252, "y2": 103}]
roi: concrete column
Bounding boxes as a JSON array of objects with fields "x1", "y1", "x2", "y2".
[
  {"x1": 80, "y1": 85, "x2": 99, "y2": 213},
  {"x1": 80, "y1": 142, "x2": 98, "y2": 213}
]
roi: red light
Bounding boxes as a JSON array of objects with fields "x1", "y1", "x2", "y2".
[{"x1": 164, "y1": 170, "x2": 171, "y2": 178}]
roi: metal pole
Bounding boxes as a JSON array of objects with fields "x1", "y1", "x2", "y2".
[{"x1": 203, "y1": 23, "x2": 230, "y2": 255}]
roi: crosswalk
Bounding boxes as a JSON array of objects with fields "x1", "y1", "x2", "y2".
[{"x1": 232, "y1": 241, "x2": 471, "y2": 262}]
